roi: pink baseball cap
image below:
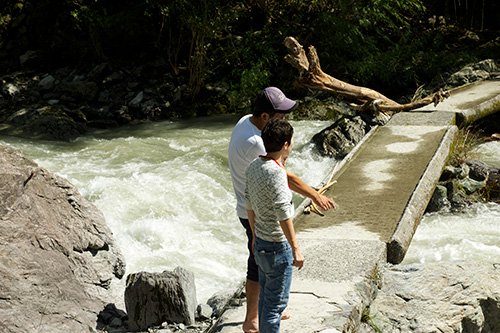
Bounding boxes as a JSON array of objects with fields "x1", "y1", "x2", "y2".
[{"x1": 254, "y1": 87, "x2": 298, "y2": 114}]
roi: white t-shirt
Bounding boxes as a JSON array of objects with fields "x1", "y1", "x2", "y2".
[{"x1": 228, "y1": 115, "x2": 266, "y2": 219}]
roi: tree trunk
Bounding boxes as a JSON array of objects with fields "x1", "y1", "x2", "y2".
[{"x1": 283, "y1": 36, "x2": 449, "y2": 116}]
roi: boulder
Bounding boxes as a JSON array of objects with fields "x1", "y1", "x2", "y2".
[
  {"x1": 0, "y1": 144, "x2": 125, "y2": 333},
  {"x1": 368, "y1": 262, "x2": 500, "y2": 332},
  {"x1": 124, "y1": 267, "x2": 197, "y2": 331},
  {"x1": 312, "y1": 116, "x2": 370, "y2": 159},
  {"x1": 0, "y1": 105, "x2": 86, "y2": 141},
  {"x1": 446, "y1": 59, "x2": 498, "y2": 87}
]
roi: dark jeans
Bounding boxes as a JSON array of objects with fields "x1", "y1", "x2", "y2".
[{"x1": 240, "y1": 217, "x2": 259, "y2": 282}]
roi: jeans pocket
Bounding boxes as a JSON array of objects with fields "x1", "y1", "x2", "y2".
[{"x1": 255, "y1": 249, "x2": 275, "y2": 274}]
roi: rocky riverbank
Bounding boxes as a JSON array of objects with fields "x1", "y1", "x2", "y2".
[
  {"x1": 0, "y1": 143, "x2": 125, "y2": 332},
  {"x1": 0, "y1": 57, "x2": 497, "y2": 143}
]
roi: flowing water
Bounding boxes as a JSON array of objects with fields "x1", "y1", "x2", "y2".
[
  {"x1": 403, "y1": 141, "x2": 500, "y2": 265},
  {"x1": 0, "y1": 115, "x2": 334, "y2": 303},
  {"x1": 2, "y1": 118, "x2": 499, "y2": 303}
]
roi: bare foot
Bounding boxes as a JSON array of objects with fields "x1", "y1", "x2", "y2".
[
  {"x1": 242, "y1": 318, "x2": 259, "y2": 333},
  {"x1": 281, "y1": 312, "x2": 291, "y2": 320}
]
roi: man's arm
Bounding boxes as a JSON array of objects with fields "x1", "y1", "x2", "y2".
[
  {"x1": 285, "y1": 169, "x2": 336, "y2": 211},
  {"x1": 279, "y1": 218, "x2": 304, "y2": 270}
]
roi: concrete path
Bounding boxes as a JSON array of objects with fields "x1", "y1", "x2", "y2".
[{"x1": 211, "y1": 78, "x2": 500, "y2": 333}]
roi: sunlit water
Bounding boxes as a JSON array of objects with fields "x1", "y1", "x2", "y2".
[
  {"x1": 403, "y1": 141, "x2": 500, "y2": 265},
  {"x1": 3, "y1": 119, "x2": 499, "y2": 302},
  {"x1": 0, "y1": 115, "x2": 334, "y2": 304}
]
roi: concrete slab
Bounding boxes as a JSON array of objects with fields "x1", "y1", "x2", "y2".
[
  {"x1": 295, "y1": 124, "x2": 453, "y2": 248},
  {"x1": 416, "y1": 79, "x2": 500, "y2": 124}
]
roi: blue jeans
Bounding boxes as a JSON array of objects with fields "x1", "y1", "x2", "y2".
[{"x1": 254, "y1": 237, "x2": 293, "y2": 333}]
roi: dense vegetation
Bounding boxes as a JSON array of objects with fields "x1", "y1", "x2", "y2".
[{"x1": 1, "y1": 0, "x2": 499, "y2": 116}]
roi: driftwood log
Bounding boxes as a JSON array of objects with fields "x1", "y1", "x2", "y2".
[{"x1": 284, "y1": 37, "x2": 449, "y2": 117}]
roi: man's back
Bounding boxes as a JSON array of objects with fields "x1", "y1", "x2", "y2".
[{"x1": 228, "y1": 115, "x2": 265, "y2": 218}]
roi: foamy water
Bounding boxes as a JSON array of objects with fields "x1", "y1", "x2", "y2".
[
  {"x1": 3, "y1": 120, "x2": 499, "y2": 301},
  {"x1": 0, "y1": 115, "x2": 334, "y2": 303},
  {"x1": 403, "y1": 141, "x2": 500, "y2": 264}
]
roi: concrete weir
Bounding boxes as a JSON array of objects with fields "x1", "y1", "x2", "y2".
[{"x1": 212, "y1": 79, "x2": 500, "y2": 333}]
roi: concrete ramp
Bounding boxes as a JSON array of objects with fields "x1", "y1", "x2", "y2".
[{"x1": 417, "y1": 78, "x2": 500, "y2": 124}]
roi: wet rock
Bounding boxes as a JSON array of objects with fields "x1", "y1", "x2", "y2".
[
  {"x1": 426, "y1": 184, "x2": 451, "y2": 213},
  {"x1": 459, "y1": 177, "x2": 486, "y2": 195},
  {"x1": 312, "y1": 116, "x2": 370, "y2": 159}
]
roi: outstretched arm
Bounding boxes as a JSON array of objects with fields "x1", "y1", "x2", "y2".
[{"x1": 285, "y1": 169, "x2": 336, "y2": 211}]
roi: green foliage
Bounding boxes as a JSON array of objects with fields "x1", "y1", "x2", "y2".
[
  {"x1": 449, "y1": 125, "x2": 481, "y2": 167},
  {"x1": 361, "y1": 307, "x2": 383, "y2": 332},
  {"x1": 1, "y1": 0, "x2": 497, "y2": 117}
]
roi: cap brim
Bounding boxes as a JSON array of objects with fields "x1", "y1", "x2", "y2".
[{"x1": 281, "y1": 101, "x2": 298, "y2": 113}]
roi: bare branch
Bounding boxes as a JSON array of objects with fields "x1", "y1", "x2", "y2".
[{"x1": 284, "y1": 36, "x2": 449, "y2": 115}]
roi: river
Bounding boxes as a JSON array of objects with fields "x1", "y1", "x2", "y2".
[
  {"x1": 0, "y1": 115, "x2": 335, "y2": 303},
  {"x1": 1, "y1": 117, "x2": 499, "y2": 303},
  {"x1": 403, "y1": 140, "x2": 500, "y2": 265}
]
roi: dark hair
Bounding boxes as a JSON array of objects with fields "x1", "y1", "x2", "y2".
[
  {"x1": 252, "y1": 89, "x2": 279, "y2": 118},
  {"x1": 261, "y1": 118, "x2": 294, "y2": 153}
]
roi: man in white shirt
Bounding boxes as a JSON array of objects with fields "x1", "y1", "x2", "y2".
[{"x1": 228, "y1": 87, "x2": 335, "y2": 333}]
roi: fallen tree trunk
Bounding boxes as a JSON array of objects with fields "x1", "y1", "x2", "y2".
[{"x1": 283, "y1": 36, "x2": 449, "y2": 116}]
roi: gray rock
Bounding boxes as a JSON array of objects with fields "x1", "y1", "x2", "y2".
[
  {"x1": 124, "y1": 267, "x2": 197, "y2": 331},
  {"x1": 474, "y1": 59, "x2": 498, "y2": 73},
  {"x1": 312, "y1": 116, "x2": 369, "y2": 159},
  {"x1": 1, "y1": 105, "x2": 86, "y2": 141},
  {"x1": 426, "y1": 184, "x2": 450, "y2": 213},
  {"x1": 459, "y1": 177, "x2": 486, "y2": 195},
  {"x1": 467, "y1": 159, "x2": 493, "y2": 182},
  {"x1": 197, "y1": 303, "x2": 213, "y2": 320},
  {"x1": 446, "y1": 60, "x2": 498, "y2": 88},
  {"x1": 207, "y1": 289, "x2": 237, "y2": 318},
  {"x1": 39, "y1": 75, "x2": 55, "y2": 90},
  {"x1": 129, "y1": 91, "x2": 144, "y2": 106},
  {"x1": 0, "y1": 144, "x2": 125, "y2": 333},
  {"x1": 19, "y1": 49, "x2": 44, "y2": 68},
  {"x1": 55, "y1": 80, "x2": 98, "y2": 101},
  {"x1": 367, "y1": 262, "x2": 500, "y2": 332}
]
